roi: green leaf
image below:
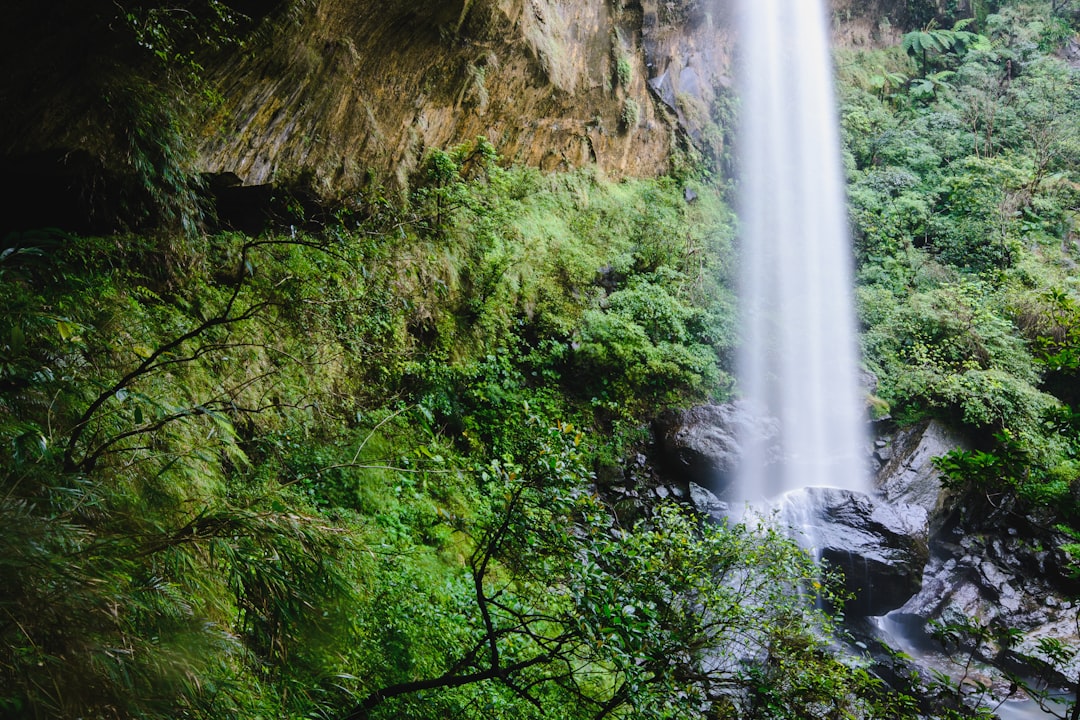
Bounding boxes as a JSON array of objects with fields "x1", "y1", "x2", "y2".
[
  {"x1": 55, "y1": 319, "x2": 76, "y2": 341},
  {"x1": 9, "y1": 324, "x2": 24, "y2": 353}
]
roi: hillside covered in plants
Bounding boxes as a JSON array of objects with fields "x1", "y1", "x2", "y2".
[{"x1": 2, "y1": 0, "x2": 1080, "y2": 718}]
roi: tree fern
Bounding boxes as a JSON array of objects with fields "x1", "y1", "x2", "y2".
[{"x1": 903, "y1": 20, "x2": 987, "y2": 76}]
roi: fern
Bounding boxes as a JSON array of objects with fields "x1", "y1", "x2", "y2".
[{"x1": 902, "y1": 20, "x2": 987, "y2": 76}]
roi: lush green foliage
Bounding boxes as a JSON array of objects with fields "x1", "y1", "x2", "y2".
[
  {"x1": 0, "y1": 135, "x2": 804, "y2": 719},
  {"x1": 840, "y1": 0, "x2": 1080, "y2": 524},
  {"x1": 400, "y1": 142, "x2": 736, "y2": 435},
  {"x1": 6, "y1": 0, "x2": 1080, "y2": 717},
  {"x1": 0, "y1": 209, "x2": 891, "y2": 718},
  {"x1": 340, "y1": 423, "x2": 880, "y2": 720}
]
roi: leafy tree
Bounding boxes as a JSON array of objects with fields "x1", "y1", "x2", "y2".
[
  {"x1": 902, "y1": 19, "x2": 986, "y2": 77},
  {"x1": 870, "y1": 68, "x2": 910, "y2": 102},
  {"x1": 929, "y1": 613, "x2": 1080, "y2": 720},
  {"x1": 910, "y1": 69, "x2": 957, "y2": 101},
  {"x1": 1012, "y1": 57, "x2": 1080, "y2": 197},
  {"x1": 0, "y1": 230, "x2": 382, "y2": 717},
  {"x1": 338, "y1": 420, "x2": 892, "y2": 720}
]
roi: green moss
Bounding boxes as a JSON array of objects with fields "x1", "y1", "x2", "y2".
[
  {"x1": 619, "y1": 98, "x2": 640, "y2": 132},
  {"x1": 616, "y1": 53, "x2": 632, "y2": 88}
]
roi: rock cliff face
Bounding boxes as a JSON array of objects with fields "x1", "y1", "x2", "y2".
[
  {"x1": 195, "y1": 0, "x2": 736, "y2": 194},
  {"x1": 193, "y1": 0, "x2": 943, "y2": 196},
  {"x1": 0, "y1": 0, "x2": 934, "y2": 222},
  {"x1": 193, "y1": 0, "x2": 936, "y2": 195},
  {"x1": 876, "y1": 422, "x2": 1080, "y2": 687}
]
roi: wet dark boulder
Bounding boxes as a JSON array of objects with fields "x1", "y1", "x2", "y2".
[
  {"x1": 652, "y1": 402, "x2": 778, "y2": 498},
  {"x1": 688, "y1": 481, "x2": 728, "y2": 523},
  {"x1": 778, "y1": 487, "x2": 930, "y2": 617},
  {"x1": 889, "y1": 522, "x2": 1080, "y2": 683},
  {"x1": 875, "y1": 420, "x2": 966, "y2": 531}
]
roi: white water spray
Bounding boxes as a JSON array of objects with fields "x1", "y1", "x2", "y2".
[{"x1": 734, "y1": 0, "x2": 868, "y2": 503}]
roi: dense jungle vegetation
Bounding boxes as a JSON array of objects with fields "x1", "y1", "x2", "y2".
[
  {"x1": 2, "y1": 0, "x2": 1080, "y2": 718},
  {"x1": 841, "y1": 2, "x2": 1080, "y2": 524}
]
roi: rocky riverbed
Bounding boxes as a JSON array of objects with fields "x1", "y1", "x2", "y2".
[{"x1": 639, "y1": 404, "x2": 1080, "y2": 716}]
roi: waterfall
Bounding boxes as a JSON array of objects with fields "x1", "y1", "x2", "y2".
[{"x1": 733, "y1": 0, "x2": 868, "y2": 503}]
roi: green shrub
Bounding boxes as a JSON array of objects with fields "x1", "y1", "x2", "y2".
[
  {"x1": 620, "y1": 98, "x2": 640, "y2": 131},
  {"x1": 616, "y1": 53, "x2": 632, "y2": 88},
  {"x1": 862, "y1": 279, "x2": 1056, "y2": 438}
]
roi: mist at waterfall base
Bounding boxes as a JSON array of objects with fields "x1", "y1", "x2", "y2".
[{"x1": 731, "y1": 0, "x2": 868, "y2": 506}]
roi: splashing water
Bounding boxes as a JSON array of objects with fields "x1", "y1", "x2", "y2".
[{"x1": 733, "y1": 0, "x2": 868, "y2": 503}]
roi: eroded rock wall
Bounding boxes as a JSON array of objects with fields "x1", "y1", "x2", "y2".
[
  {"x1": 195, "y1": 0, "x2": 931, "y2": 195},
  {"x1": 0, "y1": 0, "x2": 922, "y2": 218},
  {"x1": 196, "y1": 0, "x2": 737, "y2": 194}
]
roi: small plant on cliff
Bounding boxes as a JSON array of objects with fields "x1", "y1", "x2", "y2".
[
  {"x1": 616, "y1": 53, "x2": 632, "y2": 89},
  {"x1": 620, "y1": 98, "x2": 640, "y2": 132}
]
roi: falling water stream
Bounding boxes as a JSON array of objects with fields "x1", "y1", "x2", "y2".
[
  {"x1": 731, "y1": 5, "x2": 1067, "y2": 717},
  {"x1": 733, "y1": 0, "x2": 867, "y2": 504}
]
